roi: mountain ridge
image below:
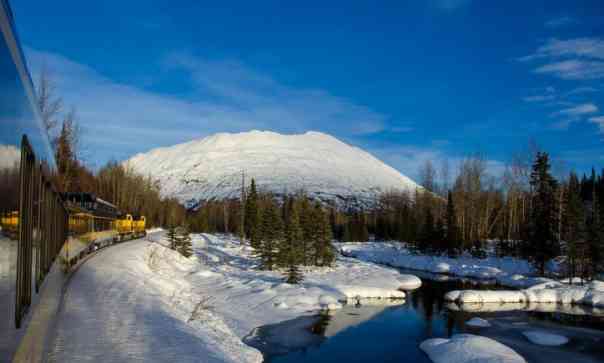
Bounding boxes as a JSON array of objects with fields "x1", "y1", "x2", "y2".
[{"x1": 125, "y1": 130, "x2": 422, "y2": 209}]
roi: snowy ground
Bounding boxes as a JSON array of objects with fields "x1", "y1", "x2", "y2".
[
  {"x1": 49, "y1": 232, "x2": 420, "y2": 362},
  {"x1": 339, "y1": 242, "x2": 551, "y2": 288}
]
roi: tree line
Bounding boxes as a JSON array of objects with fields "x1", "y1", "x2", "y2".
[
  {"x1": 189, "y1": 150, "x2": 604, "y2": 280},
  {"x1": 370, "y1": 152, "x2": 604, "y2": 279}
]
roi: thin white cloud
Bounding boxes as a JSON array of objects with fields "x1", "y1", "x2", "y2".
[
  {"x1": 520, "y1": 38, "x2": 604, "y2": 61},
  {"x1": 544, "y1": 16, "x2": 575, "y2": 28},
  {"x1": 25, "y1": 48, "x2": 389, "y2": 163},
  {"x1": 519, "y1": 38, "x2": 604, "y2": 80},
  {"x1": 534, "y1": 59, "x2": 604, "y2": 80},
  {"x1": 589, "y1": 116, "x2": 604, "y2": 133},
  {"x1": 552, "y1": 103, "x2": 598, "y2": 117},
  {"x1": 549, "y1": 103, "x2": 599, "y2": 130}
]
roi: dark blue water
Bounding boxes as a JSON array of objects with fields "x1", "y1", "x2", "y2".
[{"x1": 247, "y1": 270, "x2": 604, "y2": 363}]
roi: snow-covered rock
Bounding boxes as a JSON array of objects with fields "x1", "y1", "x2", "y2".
[
  {"x1": 124, "y1": 130, "x2": 422, "y2": 209},
  {"x1": 465, "y1": 317, "x2": 491, "y2": 328},
  {"x1": 419, "y1": 334, "x2": 526, "y2": 363},
  {"x1": 522, "y1": 331, "x2": 569, "y2": 346}
]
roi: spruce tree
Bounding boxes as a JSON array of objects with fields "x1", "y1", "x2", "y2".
[
  {"x1": 258, "y1": 199, "x2": 283, "y2": 270},
  {"x1": 245, "y1": 179, "x2": 261, "y2": 248},
  {"x1": 419, "y1": 211, "x2": 435, "y2": 253},
  {"x1": 562, "y1": 173, "x2": 585, "y2": 281},
  {"x1": 528, "y1": 152, "x2": 560, "y2": 275},
  {"x1": 282, "y1": 202, "x2": 304, "y2": 283},
  {"x1": 175, "y1": 225, "x2": 193, "y2": 258},
  {"x1": 445, "y1": 191, "x2": 460, "y2": 257},
  {"x1": 312, "y1": 203, "x2": 335, "y2": 266},
  {"x1": 167, "y1": 225, "x2": 177, "y2": 250},
  {"x1": 587, "y1": 184, "x2": 604, "y2": 276},
  {"x1": 435, "y1": 218, "x2": 446, "y2": 254},
  {"x1": 298, "y1": 196, "x2": 313, "y2": 265}
]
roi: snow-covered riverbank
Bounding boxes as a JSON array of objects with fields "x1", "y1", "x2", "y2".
[
  {"x1": 445, "y1": 280, "x2": 604, "y2": 309},
  {"x1": 50, "y1": 233, "x2": 420, "y2": 362},
  {"x1": 340, "y1": 242, "x2": 604, "y2": 313},
  {"x1": 339, "y1": 242, "x2": 555, "y2": 288}
]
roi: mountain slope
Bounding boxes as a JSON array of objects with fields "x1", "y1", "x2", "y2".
[{"x1": 125, "y1": 131, "x2": 421, "y2": 208}]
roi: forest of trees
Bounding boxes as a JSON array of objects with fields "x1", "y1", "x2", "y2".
[
  {"x1": 188, "y1": 151, "x2": 604, "y2": 281},
  {"x1": 188, "y1": 179, "x2": 335, "y2": 283}
]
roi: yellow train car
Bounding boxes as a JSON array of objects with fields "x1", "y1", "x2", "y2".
[
  {"x1": 69, "y1": 213, "x2": 92, "y2": 236},
  {"x1": 1, "y1": 211, "x2": 19, "y2": 238},
  {"x1": 132, "y1": 216, "x2": 146, "y2": 238},
  {"x1": 113, "y1": 214, "x2": 133, "y2": 241}
]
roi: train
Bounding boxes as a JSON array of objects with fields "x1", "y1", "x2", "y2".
[{"x1": 1, "y1": 192, "x2": 147, "y2": 244}]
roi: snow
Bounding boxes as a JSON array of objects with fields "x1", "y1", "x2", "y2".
[
  {"x1": 340, "y1": 242, "x2": 540, "y2": 287},
  {"x1": 465, "y1": 317, "x2": 491, "y2": 328},
  {"x1": 419, "y1": 334, "x2": 527, "y2": 363},
  {"x1": 522, "y1": 331, "x2": 569, "y2": 346},
  {"x1": 124, "y1": 131, "x2": 421, "y2": 208},
  {"x1": 445, "y1": 280, "x2": 604, "y2": 309},
  {"x1": 447, "y1": 300, "x2": 604, "y2": 316},
  {"x1": 51, "y1": 232, "x2": 418, "y2": 362}
]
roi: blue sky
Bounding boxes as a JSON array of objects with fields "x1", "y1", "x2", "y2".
[{"x1": 10, "y1": 0, "x2": 604, "y2": 179}]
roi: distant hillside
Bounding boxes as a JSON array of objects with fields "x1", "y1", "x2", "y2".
[{"x1": 125, "y1": 130, "x2": 422, "y2": 209}]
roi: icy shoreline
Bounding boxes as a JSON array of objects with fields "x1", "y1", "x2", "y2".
[
  {"x1": 339, "y1": 242, "x2": 556, "y2": 288},
  {"x1": 50, "y1": 233, "x2": 420, "y2": 362}
]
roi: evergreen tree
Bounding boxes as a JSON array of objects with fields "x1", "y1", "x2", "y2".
[
  {"x1": 419, "y1": 211, "x2": 435, "y2": 253},
  {"x1": 258, "y1": 199, "x2": 283, "y2": 270},
  {"x1": 562, "y1": 173, "x2": 586, "y2": 281},
  {"x1": 528, "y1": 152, "x2": 560, "y2": 275},
  {"x1": 282, "y1": 202, "x2": 304, "y2": 283},
  {"x1": 167, "y1": 224, "x2": 178, "y2": 250},
  {"x1": 434, "y1": 217, "x2": 446, "y2": 253},
  {"x1": 587, "y1": 184, "x2": 604, "y2": 276},
  {"x1": 175, "y1": 225, "x2": 193, "y2": 258},
  {"x1": 445, "y1": 191, "x2": 460, "y2": 257},
  {"x1": 298, "y1": 196, "x2": 313, "y2": 265},
  {"x1": 245, "y1": 179, "x2": 261, "y2": 248},
  {"x1": 312, "y1": 203, "x2": 335, "y2": 266}
]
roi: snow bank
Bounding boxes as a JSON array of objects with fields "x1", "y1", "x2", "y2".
[
  {"x1": 445, "y1": 280, "x2": 604, "y2": 308},
  {"x1": 419, "y1": 334, "x2": 526, "y2": 363},
  {"x1": 522, "y1": 331, "x2": 569, "y2": 346},
  {"x1": 446, "y1": 301, "x2": 604, "y2": 316},
  {"x1": 335, "y1": 285, "x2": 405, "y2": 299},
  {"x1": 340, "y1": 242, "x2": 539, "y2": 287}
]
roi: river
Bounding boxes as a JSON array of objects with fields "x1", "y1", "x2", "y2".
[{"x1": 246, "y1": 269, "x2": 604, "y2": 363}]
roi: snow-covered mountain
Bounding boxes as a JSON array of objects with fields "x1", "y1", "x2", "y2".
[{"x1": 125, "y1": 130, "x2": 421, "y2": 209}]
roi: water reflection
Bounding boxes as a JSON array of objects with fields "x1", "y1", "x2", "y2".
[{"x1": 250, "y1": 273, "x2": 604, "y2": 363}]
